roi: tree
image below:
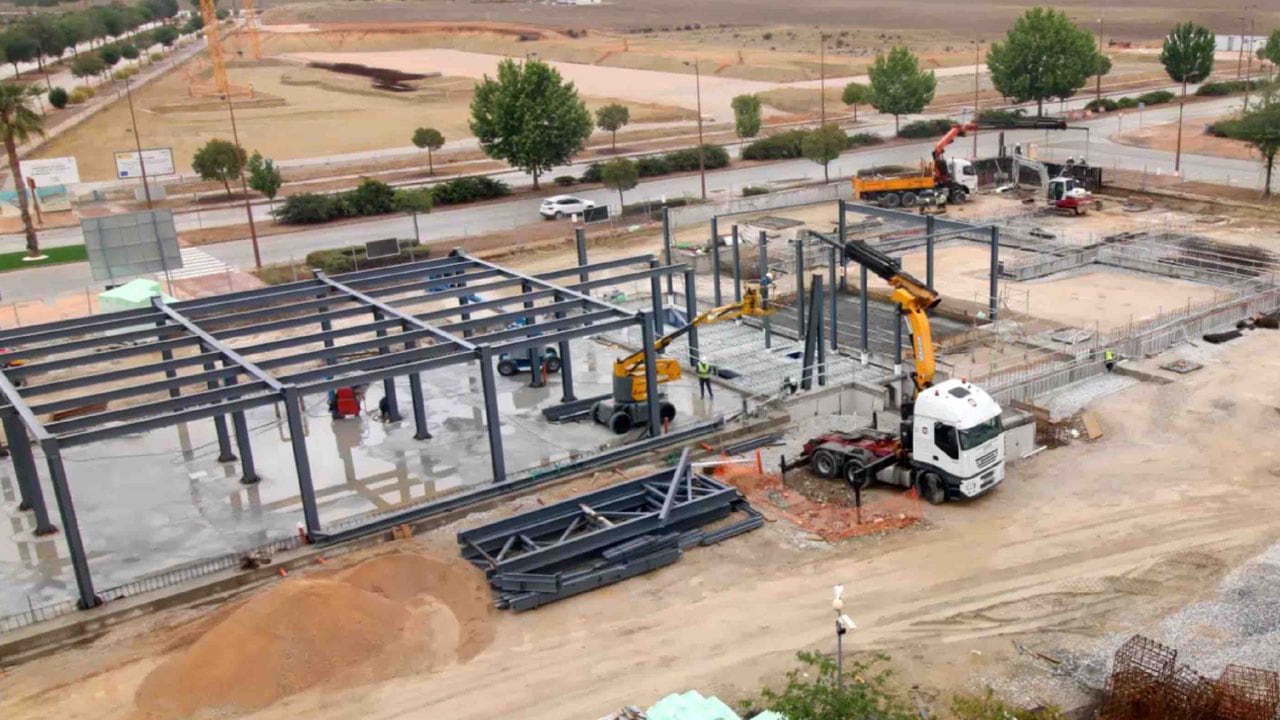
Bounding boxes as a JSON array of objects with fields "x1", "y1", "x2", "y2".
[
  {"x1": 731, "y1": 94, "x2": 761, "y2": 147},
  {"x1": 153, "y1": 25, "x2": 179, "y2": 48},
  {"x1": 120, "y1": 42, "x2": 140, "y2": 61},
  {"x1": 600, "y1": 157, "x2": 637, "y2": 207},
  {"x1": 740, "y1": 652, "x2": 915, "y2": 720},
  {"x1": 1, "y1": 32, "x2": 38, "y2": 78},
  {"x1": 25, "y1": 16, "x2": 68, "y2": 71},
  {"x1": 191, "y1": 138, "x2": 247, "y2": 196},
  {"x1": 841, "y1": 81, "x2": 871, "y2": 122},
  {"x1": 1262, "y1": 29, "x2": 1280, "y2": 76},
  {"x1": 987, "y1": 7, "x2": 1102, "y2": 116},
  {"x1": 410, "y1": 127, "x2": 445, "y2": 174},
  {"x1": 48, "y1": 86, "x2": 68, "y2": 109},
  {"x1": 392, "y1": 187, "x2": 433, "y2": 214},
  {"x1": 70, "y1": 55, "x2": 105, "y2": 84},
  {"x1": 1160, "y1": 22, "x2": 1215, "y2": 172},
  {"x1": 247, "y1": 151, "x2": 283, "y2": 209},
  {"x1": 595, "y1": 103, "x2": 630, "y2": 152},
  {"x1": 1232, "y1": 92, "x2": 1280, "y2": 196},
  {"x1": 470, "y1": 59, "x2": 593, "y2": 189},
  {"x1": 867, "y1": 46, "x2": 936, "y2": 133},
  {"x1": 57, "y1": 16, "x2": 91, "y2": 56},
  {"x1": 0, "y1": 83, "x2": 46, "y2": 258},
  {"x1": 801, "y1": 123, "x2": 848, "y2": 182}
]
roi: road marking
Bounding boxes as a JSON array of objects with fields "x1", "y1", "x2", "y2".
[{"x1": 161, "y1": 248, "x2": 230, "y2": 281}]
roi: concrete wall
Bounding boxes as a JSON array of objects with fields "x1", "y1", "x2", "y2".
[
  {"x1": 784, "y1": 380, "x2": 891, "y2": 419},
  {"x1": 667, "y1": 183, "x2": 851, "y2": 228}
]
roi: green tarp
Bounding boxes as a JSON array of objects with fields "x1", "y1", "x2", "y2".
[{"x1": 98, "y1": 278, "x2": 174, "y2": 315}]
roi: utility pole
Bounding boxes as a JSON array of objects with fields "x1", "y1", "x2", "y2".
[
  {"x1": 1096, "y1": 15, "x2": 1105, "y2": 107},
  {"x1": 1243, "y1": 13, "x2": 1256, "y2": 112},
  {"x1": 685, "y1": 58, "x2": 706, "y2": 200},
  {"x1": 223, "y1": 91, "x2": 262, "y2": 269},
  {"x1": 819, "y1": 34, "x2": 826, "y2": 126},
  {"x1": 1238, "y1": 13, "x2": 1248, "y2": 78},
  {"x1": 124, "y1": 77, "x2": 152, "y2": 209},
  {"x1": 972, "y1": 39, "x2": 981, "y2": 158}
]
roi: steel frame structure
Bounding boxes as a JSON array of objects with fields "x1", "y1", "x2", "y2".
[{"x1": 0, "y1": 249, "x2": 687, "y2": 611}]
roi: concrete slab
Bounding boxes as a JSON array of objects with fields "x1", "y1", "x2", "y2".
[{"x1": 0, "y1": 339, "x2": 728, "y2": 618}]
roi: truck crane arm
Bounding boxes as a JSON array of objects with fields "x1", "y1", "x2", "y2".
[
  {"x1": 933, "y1": 117, "x2": 1069, "y2": 182},
  {"x1": 614, "y1": 287, "x2": 769, "y2": 380},
  {"x1": 842, "y1": 239, "x2": 940, "y2": 393}
]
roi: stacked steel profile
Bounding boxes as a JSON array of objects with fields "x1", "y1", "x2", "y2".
[
  {"x1": 1098, "y1": 635, "x2": 1279, "y2": 720},
  {"x1": 458, "y1": 450, "x2": 761, "y2": 611}
]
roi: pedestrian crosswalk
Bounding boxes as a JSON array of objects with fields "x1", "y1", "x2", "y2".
[{"x1": 159, "y1": 248, "x2": 230, "y2": 281}]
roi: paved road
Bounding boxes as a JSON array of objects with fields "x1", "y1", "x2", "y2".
[{"x1": 0, "y1": 95, "x2": 1258, "y2": 305}]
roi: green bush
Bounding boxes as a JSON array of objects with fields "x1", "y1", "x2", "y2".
[
  {"x1": 846, "y1": 132, "x2": 883, "y2": 148},
  {"x1": 580, "y1": 163, "x2": 603, "y2": 183},
  {"x1": 1206, "y1": 118, "x2": 1247, "y2": 139},
  {"x1": 1195, "y1": 79, "x2": 1261, "y2": 97},
  {"x1": 429, "y1": 176, "x2": 511, "y2": 205},
  {"x1": 67, "y1": 86, "x2": 95, "y2": 104},
  {"x1": 274, "y1": 193, "x2": 337, "y2": 224},
  {"x1": 741, "y1": 185, "x2": 771, "y2": 196},
  {"x1": 1137, "y1": 90, "x2": 1176, "y2": 106},
  {"x1": 897, "y1": 118, "x2": 954, "y2": 138},
  {"x1": 553, "y1": 175, "x2": 577, "y2": 187},
  {"x1": 149, "y1": 51, "x2": 165, "y2": 62},
  {"x1": 635, "y1": 155, "x2": 669, "y2": 177},
  {"x1": 700, "y1": 144, "x2": 730, "y2": 169},
  {"x1": 1085, "y1": 98, "x2": 1119, "y2": 113},
  {"x1": 742, "y1": 130, "x2": 807, "y2": 160},
  {"x1": 975, "y1": 108, "x2": 1028, "y2": 127},
  {"x1": 305, "y1": 240, "x2": 426, "y2": 275},
  {"x1": 347, "y1": 178, "x2": 397, "y2": 216},
  {"x1": 1116, "y1": 96, "x2": 1139, "y2": 110},
  {"x1": 47, "y1": 87, "x2": 68, "y2": 109}
]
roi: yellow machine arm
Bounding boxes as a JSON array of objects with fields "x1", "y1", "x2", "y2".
[
  {"x1": 615, "y1": 287, "x2": 769, "y2": 400},
  {"x1": 842, "y1": 240, "x2": 940, "y2": 393}
]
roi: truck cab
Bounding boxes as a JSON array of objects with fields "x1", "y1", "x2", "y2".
[
  {"x1": 909, "y1": 378, "x2": 1005, "y2": 502},
  {"x1": 945, "y1": 157, "x2": 978, "y2": 200}
]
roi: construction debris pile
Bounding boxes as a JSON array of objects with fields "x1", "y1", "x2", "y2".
[
  {"x1": 459, "y1": 455, "x2": 761, "y2": 612},
  {"x1": 1097, "y1": 635, "x2": 1280, "y2": 720}
]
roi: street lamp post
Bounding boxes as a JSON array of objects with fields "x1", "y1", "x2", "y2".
[
  {"x1": 832, "y1": 585, "x2": 856, "y2": 687},
  {"x1": 1096, "y1": 15, "x2": 1105, "y2": 107},
  {"x1": 223, "y1": 90, "x2": 262, "y2": 269},
  {"x1": 1243, "y1": 12, "x2": 1256, "y2": 112},
  {"x1": 819, "y1": 34, "x2": 826, "y2": 126},
  {"x1": 684, "y1": 58, "x2": 707, "y2": 200},
  {"x1": 124, "y1": 77, "x2": 152, "y2": 209}
]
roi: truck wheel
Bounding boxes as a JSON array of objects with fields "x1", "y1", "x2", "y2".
[
  {"x1": 951, "y1": 188, "x2": 969, "y2": 203},
  {"x1": 882, "y1": 192, "x2": 901, "y2": 208},
  {"x1": 900, "y1": 192, "x2": 918, "y2": 207},
  {"x1": 609, "y1": 412, "x2": 633, "y2": 434},
  {"x1": 810, "y1": 449, "x2": 838, "y2": 479},
  {"x1": 920, "y1": 471, "x2": 945, "y2": 505},
  {"x1": 497, "y1": 360, "x2": 517, "y2": 376},
  {"x1": 842, "y1": 449, "x2": 875, "y2": 490},
  {"x1": 544, "y1": 356, "x2": 562, "y2": 373},
  {"x1": 659, "y1": 401, "x2": 677, "y2": 424}
]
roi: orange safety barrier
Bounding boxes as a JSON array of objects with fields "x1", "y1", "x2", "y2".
[{"x1": 711, "y1": 463, "x2": 923, "y2": 541}]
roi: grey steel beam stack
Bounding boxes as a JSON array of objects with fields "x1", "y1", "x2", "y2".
[{"x1": 458, "y1": 459, "x2": 761, "y2": 612}]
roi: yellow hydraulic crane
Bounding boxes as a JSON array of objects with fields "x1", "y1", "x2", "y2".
[
  {"x1": 592, "y1": 288, "x2": 770, "y2": 433},
  {"x1": 198, "y1": 0, "x2": 228, "y2": 96},
  {"x1": 242, "y1": 0, "x2": 261, "y2": 61}
]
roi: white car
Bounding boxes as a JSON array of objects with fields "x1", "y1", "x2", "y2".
[{"x1": 540, "y1": 195, "x2": 597, "y2": 220}]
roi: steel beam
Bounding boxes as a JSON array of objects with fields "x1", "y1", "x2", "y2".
[
  {"x1": 649, "y1": 259, "x2": 664, "y2": 336},
  {"x1": 477, "y1": 349, "x2": 506, "y2": 483},
  {"x1": 27, "y1": 365, "x2": 242, "y2": 416},
  {"x1": 843, "y1": 201, "x2": 976, "y2": 232},
  {"x1": 59, "y1": 395, "x2": 276, "y2": 448},
  {"x1": 731, "y1": 224, "x2": 742, "y2": 302},
  {"x1": 152, "y1": 298, "x2": 285, "y2": 394},
  {"x1": 297, "y1": 350, "x2": 474, "y2": 396},
  {"x1": 0, "y1": 323, "x2": 185, "y2": 365},
  {"x1": 314, "y1": 270, "x2": 477, "y2": 351},
  {"x1": 47, "y1": 381, "x2": 271, "y2": 435},
  {"x1": 41, "y1": 439, "x2": 99, "y2": 609},
  {"x1": 2, "y1": 411, "x2": 55, "y2": 533},
  {"x1": 488, "y1": 316, "x2": 636, "y2": 357},
  {"x1": 0, "y1": 371, "x2": 50, "y2": 441},
  {"x1": 255, "y1": 328, "x2": 436, "y2": 372},
  {"x1": 5, "y1": 336, "x2": 206, "y2": 382},
  {"x1": 286, "y1": 343, "x2": 466, "y2": 387}
]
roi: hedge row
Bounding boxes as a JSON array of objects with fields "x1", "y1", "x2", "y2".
[
  {"x1": 1195, "y1": 80, "x2": 1263, "y2": 97},
  {"x1": 305, "y1": 239, "x2": 428, "y2": 275},
  {"x1": 580, "y1": 145, "x2": 730, "y2": 183},
  {"x1": 1084, "y1": 90, "x2": 1177, "y2": 114},
  {"x1": 897, "y1": 119, "x2": 954, "y2": 138},
  {"x1": 274, "y1": 176, "x2": 508, "y2": 225}
]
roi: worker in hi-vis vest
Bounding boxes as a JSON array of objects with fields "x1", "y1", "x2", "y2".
[
  {"x1": 696, "y1": 359, "x2": 714, "y2": 399},
  {"x1": 1104, "y1": 349, "x2": 1115, "y2": 372}
]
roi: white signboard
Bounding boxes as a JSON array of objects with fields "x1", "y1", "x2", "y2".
[
  {"x1": 114, "y1": 148, "x2": 176, "y2": 179},
  {"x1": 19, "y1": 157, "x2": 80, "y2": 186}
]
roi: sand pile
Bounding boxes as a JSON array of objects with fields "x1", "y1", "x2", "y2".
[{"x1": 134, "y1": 552, "x2": 494, "y2": 719}]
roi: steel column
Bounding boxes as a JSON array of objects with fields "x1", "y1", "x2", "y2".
[
  {"x1": 795, "y1": 238, "x2": 806, "y2": 338},
  {"x1": 406, "y1": 340, "x2": 432, "y2": 440},
  {"x1": 204, "y1": 361, "x2": 236, "y2": 462},
  {"x1": 41, "y1": 440, "x2": 98, "y2": 608},
  {"x1": 989, "y1": 226, "x2": 1000, "y2": 321},
  {"x1": 710, "y1": 216, "x2": 721, "y2": 305},
  {"x1": 828, "y1": 246, "x2": 838, "y2": 350},
  {"x1": 158, "y1": 319, "x2": 180, "y2": 400},
  {"x1": 283, "y1": 387, "x2": 321, "y2": 538},
  {"x1": 522, "y1": 282, "x2": 544, "y2": 388},
  {"x1": 731, "y1": 224, "x2": 742, "y2": 302},
  {"x1": 478, "y1": 349, "x2": 506, "y2": 482},
  {"x1": 684, "y1": 268, "x2": 699, "y2": 366},
  {"x1": 649, "y1": 259, "x2": 664, "y2": 335},
  {"x1": 3, "y1": 411, "x2": 55, "y2": 533},
  {"x1": 555, "y1": 291, "x2": 577, "y2": 403},
  {"x1": 814, "y1": 275, "x2": 827, "y2": 387},
  {"x1": 639, "y1": 313, "x2": 662, "y2": 433},
  {"x1": 372, "y1": 311, "x2": 402, "y2": 422},
  {"x1": 661, "y1": 206, "x2": 674, "y2": 294},
  {"x1": 860, "y1": 265, "x2": 869, "y2": 364},
  {"x1": 758, "y1": 231, "x2": 771, "y2": 349},
  {"x1": 575, "y1": 226, "x2": 588, "y2": 282},
  {"x1": 925, "y1": 213, "x2": 936, "y2": 291},
  {"x1": 224, "y1": 374, "x2": 259, "y2": 484},
  {"x1": 838, "y1": 200, "x2": 849, "y2": 290}
]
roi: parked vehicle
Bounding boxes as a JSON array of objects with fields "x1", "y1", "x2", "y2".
[{"x1": 540, "y1": 195, "x2": 597, "y2": 220}]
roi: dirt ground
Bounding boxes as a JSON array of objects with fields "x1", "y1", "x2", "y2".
[
  {"x1": 5, "y1": 326, "x2": 1280, "y2": 719},
  {"x1": 1111, "y1": 118, "x2": 1259, "y2": 162}
]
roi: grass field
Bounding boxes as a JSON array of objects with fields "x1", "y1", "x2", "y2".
[{"x1": 0, "y1": 245, "x2": 87, "y2": 272}]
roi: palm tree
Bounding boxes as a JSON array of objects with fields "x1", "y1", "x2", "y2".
[{"x1": 0, "y1": 83, "x2": 47, "y2": 258}]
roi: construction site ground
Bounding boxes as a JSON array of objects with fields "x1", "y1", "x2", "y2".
[{"x1": 4, "y1": 325, "x2": 1280, "y2": 719}]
